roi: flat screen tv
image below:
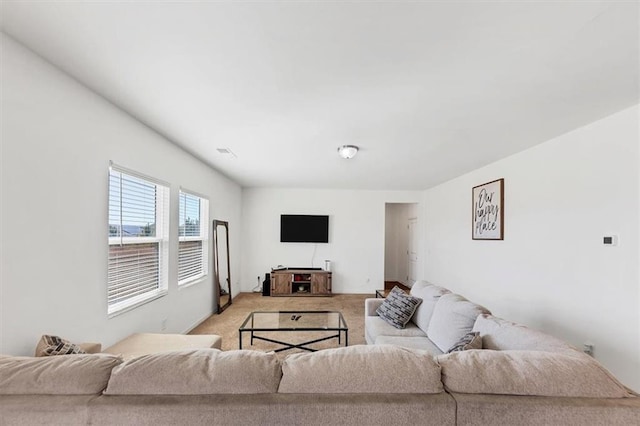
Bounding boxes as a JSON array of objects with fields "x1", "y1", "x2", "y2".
[{"x1": 280, "y1": 215, "x2": 329, "y2": 243}]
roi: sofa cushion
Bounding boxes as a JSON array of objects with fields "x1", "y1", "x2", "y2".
[
  {"x1": 365, "y1": 316, "x2": 427, "y2": 344},
  {"x1": 437, "y1": 350, "x2": 635, "y2": 398},
  {"x1": 278, "y1": 345, "x2": 443, "y2": 394},
  {"x1": 104, "y1": 349, "x2": 281, "y2": 395},
  {"x1": 427, "y1": 294, "x2": 490, "y2": 352},
  {"x1": 376, "y1": 287, "x2": 422, "y2": 329},
  {"x1": 472, "y1": 314, "x2": 576, "y2": 353},
  {"x1": 447, "y1": 331, "x2": 482, "y2": 353},
  {"x1": 410, "y1": 284, "x2": 451, "y2": 332},
  {"x1": 0, "y1": 354, "x2": 122, "y2": 395},
  {"x1": 103, "y1": 333, "x2": 222, "y2": 361},
  {"x1": 374, "y1": 336, "x2": 444, "y2": 355}
]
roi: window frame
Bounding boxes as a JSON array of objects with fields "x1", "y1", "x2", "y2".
[
  {"x1": 107, "y1": 164, "x2": 170, "y2": 317},
  {"x1": 178, "y1": 189, "x2": 209, "y2": 286}
]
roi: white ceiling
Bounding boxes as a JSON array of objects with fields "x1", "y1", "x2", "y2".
[{"x1": 1, "y1": 1, "x2": 638, "y2": 190}]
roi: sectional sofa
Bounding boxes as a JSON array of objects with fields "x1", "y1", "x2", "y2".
[
  {"x1": 364, "y1": 280, "x2": 640, "y2": 424},
  {"x1": 1, "y1": 280, "x2": 639, "y2": 425},
  {"x1": 366, "y1": 281, "x2": 491, "y2": 353},
  {"x1": 365, "y1": 280, "x2": 579, "y2": 355},
  {"x1": 1, "y1": 343, "x2": 638, "y2": 425}
]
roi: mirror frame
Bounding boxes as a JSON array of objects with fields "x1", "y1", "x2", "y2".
[{"x1": 213, "y1": 220, "x2": 231, "y2": 313}]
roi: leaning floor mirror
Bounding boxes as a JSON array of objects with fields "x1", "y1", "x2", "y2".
[{"x1": 213, "y1": 220, "x2": 231, "y2": 313}]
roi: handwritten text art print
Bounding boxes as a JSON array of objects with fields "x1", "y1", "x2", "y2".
[{"x1": 472, "y1": 178, "x2": 504, "y2": 240}]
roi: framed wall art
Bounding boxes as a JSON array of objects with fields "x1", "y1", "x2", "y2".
[{"x1": 472, "y1": 178, "x2": 504, "y2": 240}]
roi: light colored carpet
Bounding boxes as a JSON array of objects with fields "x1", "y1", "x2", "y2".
[{"x1": 189, "y1": 292, "x2": 371, "y2": 355}]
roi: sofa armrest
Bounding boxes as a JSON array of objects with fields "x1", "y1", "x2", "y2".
[
  {"x1": 365, "y1": 298, "x2": 384, "y2": 316},
  {"x1": 79, "y1": 342, "x2": 102, "y2": 354}
]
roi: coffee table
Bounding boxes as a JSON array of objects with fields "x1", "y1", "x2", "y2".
[{"x1": 238, "y1": 310, "x2": 348, "y2": 353}]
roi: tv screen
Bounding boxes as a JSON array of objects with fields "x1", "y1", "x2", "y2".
[{"x1": 280, "y1": 215, "x2": 329, "y2": 243}]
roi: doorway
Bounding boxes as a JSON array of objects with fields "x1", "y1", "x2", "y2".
[
  {"x1": 384, "y1": 203, "x2": 419, "y2": 287},
  {"x1": 407, "y1": 217, "x2": 418, "y2": 283}
]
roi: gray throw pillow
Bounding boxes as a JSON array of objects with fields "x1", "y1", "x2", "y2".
[
  {"x1": 447, "y1": 331, "x2": 482, "y2": 353},
  {"x1": 376, "y1": 287, "x2": 422, "y2": 329}
]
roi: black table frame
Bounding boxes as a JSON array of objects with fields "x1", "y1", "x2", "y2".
[{"x1": 238, "y1": 310, "x2": 348, "y2": 353}]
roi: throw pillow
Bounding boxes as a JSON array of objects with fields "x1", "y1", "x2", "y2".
[
  {"x1": 376, "y1": 286, "x2": 422, "y2": 329},
  {"x1": 426, "y1": 293, "x2": 490, "y2": 352},
  {"x1": 37, "y1": 335, "x2": 86, "y2": 356},
  {"x1": 447, "y1": 331, "x2": 482, "y2": 353}
]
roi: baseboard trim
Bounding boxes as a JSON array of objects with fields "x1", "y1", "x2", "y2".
[{"x1": 183, "y1": 311, "x2": 215, "y2": 335}]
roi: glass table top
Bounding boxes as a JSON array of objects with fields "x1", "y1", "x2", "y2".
[{"x1": 239, "y1": 311, "x2": 348, "y2": 331}]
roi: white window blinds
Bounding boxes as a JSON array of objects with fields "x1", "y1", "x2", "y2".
[
  {"x1": 178, "y1": 190, "x2": 209, "y2": 285},
  {"x1": 108, "y1": 165, "x2": 169, "y2": 315}
]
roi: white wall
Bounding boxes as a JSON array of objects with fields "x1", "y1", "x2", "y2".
[
  {"x1": 241, "y1": 189, "x2": 422, "y2": 294},
  {"x1": 423, "y1": 105, "x2": 640, "y2": 391},
  {"x1": 0, "y1": 34, "x2": 242, "y2": 355}
]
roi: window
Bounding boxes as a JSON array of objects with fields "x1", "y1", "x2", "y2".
[
  {"x1": 108, "y1": 165, "x2": 169, "y2": 315},
  {"x1": 178, "y1": 190, "x2": 209, "y2": 285}
]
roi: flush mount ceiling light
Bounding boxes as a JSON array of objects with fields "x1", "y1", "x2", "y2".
[{"x1": 337, "y1": 145, "x2": 359, "y2": 159}]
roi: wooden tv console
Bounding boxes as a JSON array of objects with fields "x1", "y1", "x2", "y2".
[{"x1": 270, "y1": 270, "x2": 332, "y2": 297}]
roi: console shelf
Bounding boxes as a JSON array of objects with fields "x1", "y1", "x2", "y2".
[{"x1": 270, "y1": 270, "x2": 332, "y2": 297}]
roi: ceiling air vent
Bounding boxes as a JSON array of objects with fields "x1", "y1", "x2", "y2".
[{"x1": 216, "y1": 148, "x2": 237, "y2": 157}]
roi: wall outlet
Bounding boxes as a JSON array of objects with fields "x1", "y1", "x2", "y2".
[{"x1": 161, "y1": 319, "x2": 167, "y2": 331}]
